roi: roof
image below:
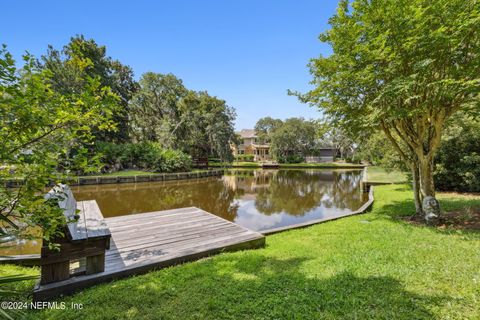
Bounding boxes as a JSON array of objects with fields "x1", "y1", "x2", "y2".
[{"x1": 237, "y1": 129, "x2": 257, "y2": 139}]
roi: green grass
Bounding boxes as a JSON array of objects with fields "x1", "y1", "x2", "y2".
[
  {"x1": 81, "y1": 170, "x2": 154, "y2": 177},
  {"x1": 210, "y1": 161, "x2": 260, "y2": 167},
  {"x1": 210, "y1": 162, "x2": 365, "y2": 168},
  {"x1": 0, "y1": 265, "x2": 39, "y2": 301},
  {"x1": 367, "y1": 166, "x2": 407, "y2": 184},
  {"x1": 2, "y1": 185, "x2": 480, "y2": 319},
  {"x1": 279, "y1": 162, "x2": 364, "y2": 168}
]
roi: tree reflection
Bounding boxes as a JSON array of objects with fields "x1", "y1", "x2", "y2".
[
  {"x1": 74, "y1": 177, "x2": 239, "y2": 221},
  {"x1": 251, "y1": 170, "x2": 364, "y2": 216},
  {"x1": 73, "y1": 169, "x2": 365, "y2": 223}
]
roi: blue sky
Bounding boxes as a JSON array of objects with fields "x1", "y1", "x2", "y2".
[{"x1": 2, "y1": 0, "x2": 337, "y2": 130}]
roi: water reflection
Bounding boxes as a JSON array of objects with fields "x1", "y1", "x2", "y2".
[
  {"x1": 224, "y1": 169, "x2": 366, "y2": 230},
  {"x1": 0, "y1": 169, "x2": 367, "y2": 255}
]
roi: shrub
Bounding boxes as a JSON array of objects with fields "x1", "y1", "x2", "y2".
[
  {"x1": 156, "y1": 149, "x2": 192, "y2": 172},
  {"x1": 434, "y1": 118, "x2": 480, "y2": 192},
  {"x1": 344, "y1": 156, "x2": 362, "y2": 164},
  {"x1": 96, "y1": 142, "x2": 192, "y2": 173},
  {"x1": 235, "y1": 154, "x2": 254, "y2": 162},
  {"x1": 277, "y1": 155, "x2": 304, "y2": 164}
]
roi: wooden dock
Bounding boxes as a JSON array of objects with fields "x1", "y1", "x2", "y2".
[{"x1": 33, "y1": 207, "x2": 265, "y2": 301}]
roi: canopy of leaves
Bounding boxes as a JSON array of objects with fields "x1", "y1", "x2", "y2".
[
  {"x1": 299, "y1": 0, "x2": 480, "y2": 133},
  {"x1": 130, "y1": 73, "x2": 236, "y2": 161},
  {"x1": 41, "y1": 35, "x2": 138, "y2": 142},
  {"x1": 0, "y1": 45, "x2": 118, "y2": 243},
  {"x1": 254, "y1": 117, "x2": 283, "y2": 144},
  {"x1": 254, "y1": 117, "x2": 323, "y2": 160}
]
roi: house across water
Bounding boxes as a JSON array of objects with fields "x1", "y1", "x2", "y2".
[{"x1": 232, "y1": 129, "x2": 337, "y2": 163}]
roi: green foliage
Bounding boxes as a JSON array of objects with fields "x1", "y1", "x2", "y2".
[
  {"x1": 96, "y1": 142, "x2": 192, "y2": 173},
  {"x1": 41, "y1": 35, "x2": 138, "y2": 143},
  {"x1": 130, "y1": 74, "x2": 236, "y2": 162},
  {"x1": 160, "y1": 149, "x2": 192, "y2": 173},
  {"x1": 254, "y1": 117, "x2": 283, "y2": 144},
  {"x1": 277, "y1": 155, "x2": 304, "y2": 164},
  {"x1": 0, "y1": 45, "x2": 118, "y2": 243},
  {"x1": 234, "y1": 154, "x2": 254, "y2": 162},
  {"x1": 357, "y1": 133, "x2": 408, "y2": 171},
  {"x1": 343, "y1": 156, "x2": 361, "y2": 164},
  {"x1": 39, "y1": 36, "x2": 236, "y2": 162},
  {"x1": 434, "y1": 117, "x2": 480, "y2": 192},
  {"x1": 254, "y1": 117, "x2": 321, "y2": 160},
  {"x1": 270, "y1": 118, "x2": 319, "y2": 159},
  {"x1": 298, "y1": 0, "x2": 480, "y2": 131}
]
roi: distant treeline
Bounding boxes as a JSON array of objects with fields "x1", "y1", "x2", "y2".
[{"x1": 40, "y1": 35, "x2": 237, "y2": 170}]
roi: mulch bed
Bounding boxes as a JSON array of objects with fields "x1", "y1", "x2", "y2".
[{"x1": 403, "y1": 208, "x2": 480, "y2": 230}]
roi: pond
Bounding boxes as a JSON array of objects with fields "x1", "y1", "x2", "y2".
[{"x1": 1, "y1": 169, "x2": 368, "y2": 255}]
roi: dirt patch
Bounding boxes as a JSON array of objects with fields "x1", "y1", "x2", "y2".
[{"x1": 403, "y1": 207, "x2": 480, "y2": 230}]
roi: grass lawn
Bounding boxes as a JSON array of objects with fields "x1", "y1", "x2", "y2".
[
  {"x1": 80, "y1": 170, "x2": 154, "y2": 177},
  {"x1": 210, "y1": 161, "x2": 260, "y2": 167},
  {"x1": 367, "y1": 166, "x2": 408, "y2": 184},
  {"x1": 2, "y1": 185, "x2": 479, "y2": 319}
]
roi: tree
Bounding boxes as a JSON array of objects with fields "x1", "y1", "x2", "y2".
[
  {"x1": 317, "y1": 123, "x2": 357, "y2": 160},
  {"x1": 129, "y1": 72, "x2": 188, "y2": 145},
  {"x1": 295, "y1": 0, "x2": 480, "y2": 219},
  {"x1": 41, "y1": 35, "x2": 138, "y2": 142},
  {"x1": 193, "y1": 92, "x2": 236, "y2": 162},
  {"x1": 0, "y1": 45, "x2": 118, "y2": 244},
  {"x1": 356, "y1": 131, "x2": 407, "y2": 171},
  {"x1": 254, "y1": 117, "x2": 283, "y2": 143},
  {"x1": 179, "y1": 91, "x2": 237, "y2": 161},
  {"x1": 130, "y1": 73, "x2": 237, "y2": 162},
  {"x1": 269, "y1": 118, "x2": 319, "y2": 161}
]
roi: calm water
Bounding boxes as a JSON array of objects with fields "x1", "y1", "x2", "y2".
[{"x1": 1, "y1": 169, "x2": 368, "y2": 255}]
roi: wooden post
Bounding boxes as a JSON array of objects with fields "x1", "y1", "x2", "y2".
[
  {"x1": 86, "y1": 253, "x2": 105, "y2": 274},
  {"x1": 41, "y1": 260, "x2": 70, "y2": 284}
]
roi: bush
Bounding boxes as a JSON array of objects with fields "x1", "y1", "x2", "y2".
[
  {"x1": 344, "y1": 156, "x2": 362, "y2": 164},
  {"x1": 277, "y1": 155, "x2": 304, "y2": 164},
  {"x1": 96, "y1": 142, "x2": 192, "y2": 173},
  {"x1": 235, "y1": 154, "x2": 254, "y2": 162},
  {"x1": 434, "y1": 118, "x2": 480, "y2": 192}
]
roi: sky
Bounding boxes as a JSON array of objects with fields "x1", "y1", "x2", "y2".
[{"x1": 2, "y1": 0, "x2": 337, "y2": 130}]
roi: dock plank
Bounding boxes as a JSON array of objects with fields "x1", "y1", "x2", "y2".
[{"x1": 33, "y1": 207, "x2": 265, "y2": 301}]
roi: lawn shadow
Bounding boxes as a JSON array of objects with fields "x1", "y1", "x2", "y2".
[
  {"x1": 35, "y1": 254, "x2": 456, "y2": 320},
  {"x1": 201, "y1": 255, "x2": 449, "y2": 319},
  {"x1": 371, "y1": 187, "x2": 480, "y2": 240}
]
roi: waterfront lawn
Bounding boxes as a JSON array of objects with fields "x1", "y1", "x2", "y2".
[
  {"x1": 81, "y1": 170, "x2": 153, "y2": 177},
  {"x1": 2, "y1": 185, "x2": 479, "y2": 319},
  {"x1": 367, "y1": 166, "x2": 407, "y2": 184}
]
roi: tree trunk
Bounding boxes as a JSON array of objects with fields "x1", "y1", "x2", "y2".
[
  {"x1": 418, "y1": 155, "x2": 436, "y2": 198},
  {"x1": 411, "y1": 163, "x2": 423, "y2": 216},
  {"x1": 417, "y1": 154, "x2": 441, "y2": 224}
]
